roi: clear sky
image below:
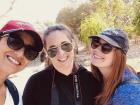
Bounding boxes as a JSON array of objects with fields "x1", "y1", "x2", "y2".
[{"x1": 0, "y1": 0, "x2": 87, "y2": 30}]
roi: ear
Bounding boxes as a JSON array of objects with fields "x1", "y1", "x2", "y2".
[
  {"x1": 72, "y1": 40, "x2": 78, "y2": 54},
  {"x1": 89, "y1": 44, "x2": 92, "y2": 54}
]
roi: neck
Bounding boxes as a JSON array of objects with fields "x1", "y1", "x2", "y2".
[
  {"x1": 57, "y1": 66, "x2": 73, "y2": 76},
  {"x1": 0, "y1": 72, "x2": 8, "y2": 88},
  {"x1": 0, "y1": 71, "x2": 7, "y2": 105},
  {"x1": 0, "y1": 82, "x2": 6, "y2": 105},
  {"x1": 55, "y1": 62, "x2": 74, "y2": 76},
  {"x1": 99, "y1": 67, "x2": 112, "y2": 80}
]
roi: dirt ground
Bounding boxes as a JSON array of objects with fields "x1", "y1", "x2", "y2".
[{"x1": 127, "y1": 42, "x2": 140, "y2": 72}]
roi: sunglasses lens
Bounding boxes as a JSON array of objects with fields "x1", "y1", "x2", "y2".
[
  {"x1": 91, "y1": 37, "x2": 100, "y2": 49},
  {"x1": 91, "y1": 37, "x2": 113, "y2": 54},
  {"x1": 47, "y1": 48, "x2": 57, "y2": 58},
  {"x1": 61, "y1": 43, "x2": 72, "y2": 52},
  {"x1": 7, "y1": 34, "x2": 24, "y2": 50},
  {"x1": 24, "y1": 46, "x2": 39, "y2": 60},
  {"x1": 91, "y1": 41, "x2": 100, "y2": 49},
  {"x1": 102, "y1": 43, "x2": 113, "y2": 54},
  {"x1": 47, "y1": 43, "x2": 73, "y2": 58},
  {"x1": 7, "y1": 33, "x2": 39, "y2": 60}
]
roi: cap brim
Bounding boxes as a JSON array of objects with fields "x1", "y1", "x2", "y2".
[
  {"x1": 25, "y1": 30, "x2": 43, "y2": 52},
  {"x1": 89, "y1": 35, "x2": 121, "y2": 48}
]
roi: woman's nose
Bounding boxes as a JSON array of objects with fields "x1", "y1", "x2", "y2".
[
  {"x1": 57, "y1": 47, "x2": 65, "y2": 56},
  {"x1": 14, "y1": 47, "x2": 25, "y2": 57},
  {"x1": 93, "y1": 45, "x2": 102, "y2": 53}
]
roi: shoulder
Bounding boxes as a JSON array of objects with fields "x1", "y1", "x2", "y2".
[
  {"x1": 117, "y1": 82, "x2": 140, "y2": 95},
  {"x1": 25, "y1": 66, "x2": 54, "y2": 86},
  {"x1": 112, "y1": 82, "x2": 140, "y2": 104},
  {"x1": 5, "y1": 79, "x2": 16, "y2": 88},
  {"x1": 78, "y1": 65, "x2": 92, "y2": 76},
  {"x1": 5, "y1": 79, "x2": 19, "y2": 105},
  {"x1": 23, "y1": 66, "x2": 53, "y2": 97},
  {"x1": 77, "y1": 65, "x2": 102, "y2": 96},
  {"x1": 78, "y1": 65, "x2": 95, "y2": 81},
  {"x1": 78, "y1": 65, "x2": 102, "y2": 87},
  {"x1": 31, "y1": 65, "x2": 53, "y2": 79},
  {"x1": 78, "y1": 65, "x2": 100, "y2": 81}
]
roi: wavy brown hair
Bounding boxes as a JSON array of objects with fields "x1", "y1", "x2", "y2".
[{"x1": 91, "y1": 48, "x2": 127, "y2": 105}]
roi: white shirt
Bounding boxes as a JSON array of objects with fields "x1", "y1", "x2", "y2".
[{"x1": 4, "y1": 88, "x2": 14, "y2": 105}]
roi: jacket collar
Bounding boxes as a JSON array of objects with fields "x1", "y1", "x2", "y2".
[{"x1": 122, "y1": 68, "x2": 139, "y2": 82}]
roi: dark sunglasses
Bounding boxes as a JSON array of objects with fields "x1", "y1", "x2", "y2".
[
  {"x1": 90, "y1": 37, "x2": 114, "y2": 54},
  {"x1": 1, "y1": 32, "x2": 39, "y2": 60},
  {"x1": 47, "y1": 42, "x2": 73, "y2": 58}
]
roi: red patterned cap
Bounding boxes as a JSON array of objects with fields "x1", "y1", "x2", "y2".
[{"x1": 0, "y1": 20, "x2": 43, "y2": 52}]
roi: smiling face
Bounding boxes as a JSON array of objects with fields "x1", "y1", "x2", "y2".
[
  {"x1": 90, "y1": 38, "x2": 115, "y2": 71},
  {"x1": 45, "y1": 30, "x2": 75, "y2": 74},
  {"x1": 0, "y1": 32, "x2": 34, "y2": 76}
]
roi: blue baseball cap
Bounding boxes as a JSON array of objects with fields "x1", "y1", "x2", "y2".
[{"x1": 89, "y1": 28, "x2": 129, "y2": 54}]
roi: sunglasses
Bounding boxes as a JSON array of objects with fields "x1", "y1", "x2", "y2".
[
  {"x1": 1, "y1": 32, "x2": 39, "y2": 60},
  {"x1": 47, "y1": 42, "x2": 73, "y2": 58},
  {"x1": 90, "y1": 37, "x2": 114, "y2": 54}
]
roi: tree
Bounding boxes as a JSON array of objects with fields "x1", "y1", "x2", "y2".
[
  {"x1": 80, "y1": 13, "x2": 107, "y2": 46},
  {"x1": 56, "y1": 2, "x2": 95, "y2": 34},
  {"x1": 80, "y1": 0, "x2": 136, "y2": 45},
  {"x1": 56, "y1": 7, "x2": 78, "y2": 32},
  {"x1": 56, "y1": 0, "x2": 136, "y2": 40},
  {"x1": 133, "y1": 0, "x2": 140, "y2": 35}
]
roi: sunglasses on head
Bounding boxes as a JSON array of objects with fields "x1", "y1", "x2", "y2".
[
  {"x1": 1, "y1": 31, "x2": 39, "y2": 61},
  {"x1": 47, "y1": 42, "x2": 73, "y2": 58},
  {"x1": 90, "y1": 36, "x2": 114, "y2": 54}
]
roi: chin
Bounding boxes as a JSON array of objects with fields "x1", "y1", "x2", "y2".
[
  {"x1": 92, "y1": 63, "x2": 102, "y2": 67},
  {"x1": 10, "y1": 68, "x2": 21, "y2": 74}
]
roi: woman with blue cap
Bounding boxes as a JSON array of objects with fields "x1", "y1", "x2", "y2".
[{"x1": 89, "y1": 28, "x2": 140, "y2": 105}]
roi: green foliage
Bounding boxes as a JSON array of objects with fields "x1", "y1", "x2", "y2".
[
  {"x1": 56, "y1": 0, "x2": 139, "y2": 41},
  {"x1": 56, "y1": 7, "x2": 75, "y2": 26},
  {"x1": 124, "y1": 25, "x2": 135, "y2": 38},
  {"x1": 133, "y1": 0, "x2": 140, "y2": 36},
  {"x1": 56, "y1": 2, "x2": 95, "y2": 34},
  {"x1": 80, "y1": 14, "x2": 107, "y2": 46}
]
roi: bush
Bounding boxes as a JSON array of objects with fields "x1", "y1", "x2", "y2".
[{"x1": 80, "y1": 13, "x2": 107, "y2": 46}]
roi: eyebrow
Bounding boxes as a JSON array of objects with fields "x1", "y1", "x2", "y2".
[
  {"x1": 61, "y1": 41, "x2": 69, "y2": 44},
  {"x1": 48, "y1": 41, "x2": 70, "y2": 49},
  {"x1": 49, "y1": 45, "x2": 57, "y2": 48}
]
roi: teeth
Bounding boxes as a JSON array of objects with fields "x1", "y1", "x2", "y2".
[
  {"x1": 94, "y1": 55, "x2": 102, "y2": 59},
  {"x1": 8, "y1": 56, "x2": 20, "y2": 65},
  {"x1": 58, "y1": 57, "x2": 67, "y2": 62},
  {"x1": 59, "y1": 59, "x2": 66, "y2": 62}
]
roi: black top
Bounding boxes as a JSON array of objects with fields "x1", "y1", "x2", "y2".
[{"x1": 23, "y1": 65, "x2": 102, "y2": 105}]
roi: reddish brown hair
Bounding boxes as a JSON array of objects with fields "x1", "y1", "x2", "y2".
[{"x1": 92, "y1": 48, "x2": 127, "y2": 105}]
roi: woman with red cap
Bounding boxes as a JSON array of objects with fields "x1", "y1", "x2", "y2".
[{"x1": 0, "y1": 20, "x2": 43, "y2": 105}]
